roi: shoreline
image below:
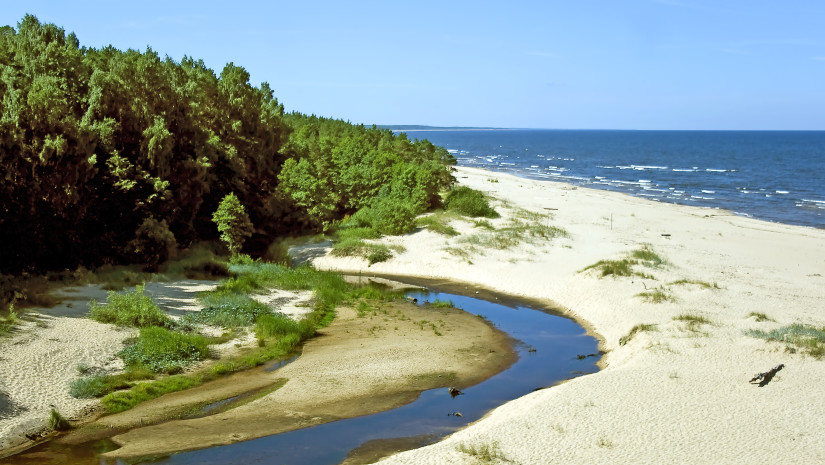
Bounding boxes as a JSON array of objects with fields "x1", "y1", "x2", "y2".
[{"x1": 309, "y1": 165, "x2": 825, "y2": 464}]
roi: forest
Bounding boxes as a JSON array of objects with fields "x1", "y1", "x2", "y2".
[{"x1": 0, "y1": 15, "x2": 456, "y2": 277}]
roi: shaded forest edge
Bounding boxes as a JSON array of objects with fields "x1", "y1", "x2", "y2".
[{"x1": 0, "y1": 15, "x2": 456, "y2": 308}]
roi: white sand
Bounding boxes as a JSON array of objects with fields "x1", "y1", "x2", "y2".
[{"x1": 310, "y1": 166, "x2": 825, "y2": 464}]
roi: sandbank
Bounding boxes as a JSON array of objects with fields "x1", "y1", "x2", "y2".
[{"x1": 307, "y1": 166, "x2": 825, "y2": 464}]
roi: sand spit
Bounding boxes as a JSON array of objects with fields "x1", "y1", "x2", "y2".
[{"x1": 307, "y1": 166, "x2": 825, "y2": 465}]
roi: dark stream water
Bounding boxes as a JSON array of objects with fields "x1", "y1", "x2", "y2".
[{"x1": 5, "y1": 283, "x2": 599, "y2": 465}]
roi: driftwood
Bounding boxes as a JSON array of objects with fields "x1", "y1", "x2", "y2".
[{"x1": 749, "y1": 364, "x2": 784, "y2": 387}]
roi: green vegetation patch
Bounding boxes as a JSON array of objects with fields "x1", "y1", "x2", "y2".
[
  {"x1": 580, "y1": 246, "x2": 664, "y2": 279},
  {"x1": 119, "y1": 326, "x2": 211, "y2": 374},
  {"x1": 444, "y1": 186, "x2": 499, "y2": 218},
  {"x1": 619, "y1": 323, "x2": 657, "y2": 346},
  {"x1": 416, "y1": 214, "x2": 460, "y2": 236},
  {"x1": 102, "y1": 374, "x2": 204, "y2": 413},
  {"x1": 70, "y1": 366, "x2": 154, "y2": 398},
  {"x1": 746, "y1": 323, "x2": 825, "y2": 359},
  {"x1": 0, "y1": 305, "x2": 19, "y2": 335},
  {"x1": 88, "y1": 284, "x2": 173, "y2": 328},
  {"x1": 183, "y1": 294, "x2": 272, "y2": 328}
]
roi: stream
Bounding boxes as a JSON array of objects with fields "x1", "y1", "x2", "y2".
[{"x1": 5, "y1": 281, "x2": 600, "y2": 465}]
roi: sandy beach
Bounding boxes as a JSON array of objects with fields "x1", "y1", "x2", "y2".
[{"x1": 307, "y1": 166, "x2": 825, "y2": 464}]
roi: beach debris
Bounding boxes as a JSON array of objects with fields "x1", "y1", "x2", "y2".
[
  {"x1": 661, "y1": 233, "x2": 671, "y2": 238},
  {"x1": 749, "y1": 364, "x2": 784, "y2": 387},
  {"x1": 527, "y1": 347, "x2": 537, "y2": 353},
  {"x1": 448, "y1": 387, "x2": 464, "y2": 398},
  {"x1": 447, "y1": 411, "x2": 463, "y2": 417},
  {"x1": 405, "y1": 296, "x2": 418, "y2": 304}
]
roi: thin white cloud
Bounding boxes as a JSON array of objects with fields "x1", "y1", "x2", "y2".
[{"x1": 813, "y1": 56, "x2": 825, "y2": 61}]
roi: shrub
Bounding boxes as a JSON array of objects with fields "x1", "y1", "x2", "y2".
[
  {"x1": 119, "y1": 326, "x2": 210, "y2": 374},
  {"x1": 444, "y1": 186, "x2": 499, "y2": 218},
  {"x1": 88, "y1": 284, "x2": 172, "y2": 328}
]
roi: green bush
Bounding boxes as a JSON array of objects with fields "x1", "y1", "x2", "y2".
[
  {"x1": 444, "y1": 186, "x2": 499, "y2": 218},
  {"x1": 119, "y1": 326, "x2": 210, "y2": 374},
  {"x1": 89, "y1": 284, "x2": 172, "y2": 328}
]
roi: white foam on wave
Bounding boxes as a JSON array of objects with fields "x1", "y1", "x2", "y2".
[
  {"x1": 701, "y1": 190, "x2": 716, "y2": 194},
  {"x1": 672, "y1": 168, "x2": 696, "y2": 172},
  {"x1": 775, "y1": 190, "x2": 789, "y2": 194}
]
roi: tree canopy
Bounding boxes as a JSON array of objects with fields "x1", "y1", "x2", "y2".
[{"x1": 0, "y1": 15, "x2": 454, "y2": 274}]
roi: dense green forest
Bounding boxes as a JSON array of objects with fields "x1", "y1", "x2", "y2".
[{"x1": 0, "y1": 15, "x2": 455, "y2": 275}]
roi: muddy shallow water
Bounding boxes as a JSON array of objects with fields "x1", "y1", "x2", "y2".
[{"x1": 4, "y1": 281, "x2": 600, "y2": 465}]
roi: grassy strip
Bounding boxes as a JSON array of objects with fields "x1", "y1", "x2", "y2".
[
  {"x1": 746, "y1": 323, "x2": 825, "y2": 359},
  {"x1": 670, "y1": 279, "x2": 720, "y2": 289},
  {"x1": 673, "y1": 313, "x2": 713, "y2": 332}
]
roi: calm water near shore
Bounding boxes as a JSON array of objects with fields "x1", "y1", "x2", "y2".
[{"x1": 400, "y1": 129, "x2": 825, "y2": 229}]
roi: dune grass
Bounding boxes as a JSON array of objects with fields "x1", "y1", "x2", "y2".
[
  {"x1": 456, "y1": 441, "x2": 507, "y2": 463},
  {"x1": 416, "y1": 214, "x2": 460, "y2": 236},
  {"x1": 636, "y1": 288, "x2": 676, "y2": 303},
  {"x1": 748, "y1": 312, "x2": 774, "y2": 322},
  {"x1": 673, "y1": 313, "x2": 713, "y2": 332},
  {"x1": 580, "y1": 246, "x2": 664, "y2": 279},
  {"x1": 746, "y1": 323, "x2": 825, "y2": 359},
  {"x1": 619, "y1": 323, "x2": 657, "y2": 346}
]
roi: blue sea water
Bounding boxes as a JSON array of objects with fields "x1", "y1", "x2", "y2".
[{"x1": 401, "y1": 129, "x2": 825, "y2": 229}]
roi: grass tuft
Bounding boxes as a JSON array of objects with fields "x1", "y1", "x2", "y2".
[
  {"x1": 456, "y1": 441, "x2": 508, "y2": 463},
  {"x1": 636, "y1": 288, "x2": 676, "y2": 303},
  {"x1": 416, "y1": 214, "x2": 459, "y2": 236},
  {"x1": 673, "y1": 313, "x2": 713, "y2": 331},
  {"x1": 619, "y1": 323, "x2": 657, "y2": 346},
  {"x1": 670, "y1": 279, "x2": 720, "y2": 289},
  {"x1": 49, "y1": 408, "x2": 71, "y2": 431}
]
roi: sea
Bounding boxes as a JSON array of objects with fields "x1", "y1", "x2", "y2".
[{"x1": 398, "y1": 129, "x2": 825, "y2": 229}]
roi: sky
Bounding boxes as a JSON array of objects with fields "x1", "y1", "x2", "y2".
[{"x1": 3, "y1": 1, "x2": 825, "y2": 130}]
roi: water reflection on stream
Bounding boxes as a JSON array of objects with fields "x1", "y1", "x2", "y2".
[{"x1": 137, "y1": 285, "x2": 600, "y2": 465}]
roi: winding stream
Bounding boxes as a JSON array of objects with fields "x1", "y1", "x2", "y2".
[{"x1": 5, "y1": 281, "x2": 600, "y2": 465}]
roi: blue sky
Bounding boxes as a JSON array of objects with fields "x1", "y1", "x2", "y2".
[{"x1": 4, "y1": 1, "x2": 825, "y2": 129}]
